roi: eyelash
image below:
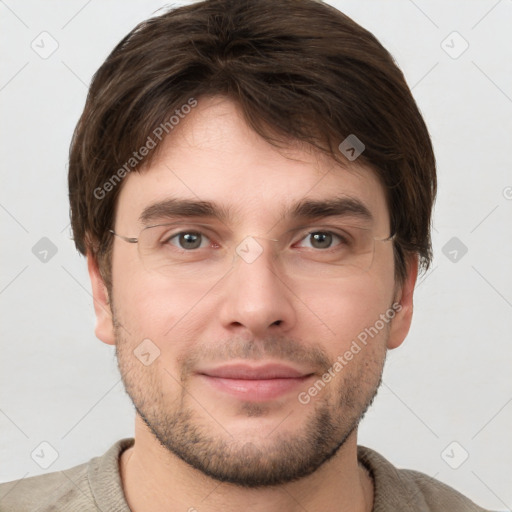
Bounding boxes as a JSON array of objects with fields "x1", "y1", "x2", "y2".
[{"x1": 163, "y1": 229, "x2": 349, "y2": 251}]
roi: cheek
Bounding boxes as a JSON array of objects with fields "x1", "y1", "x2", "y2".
[
  {"x1": 111, "y1": 255, "x2": 212, "y2": 347},
  {"x1": 297, "y1": 272, "x2": 394, "y2": 352}
]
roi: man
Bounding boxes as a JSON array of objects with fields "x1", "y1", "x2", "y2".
[{"x1": 0, "y1": 0, "x2": 491, "y2": 510}]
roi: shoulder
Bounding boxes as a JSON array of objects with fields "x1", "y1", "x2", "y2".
[
  {"x1": 0, "y1": 460, "x2": 90, "y2": 512},
  {"x1": 400, "y1": 468, "x2": 491, "y2": 511},
  {"x1": 357, "y1": 445, "x2": 492, "y2": 512},
  {"x1": 0, "y1": 438, "x2": 133, "y2": 512}
]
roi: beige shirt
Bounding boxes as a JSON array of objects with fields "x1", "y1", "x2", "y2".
[{"x1": 0, "y1": 438, "x2": 491, "y2": 511}]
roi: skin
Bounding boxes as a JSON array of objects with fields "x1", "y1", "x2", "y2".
[{"x1": 88, "y1": 96, "x2": 418, "y2": 512}]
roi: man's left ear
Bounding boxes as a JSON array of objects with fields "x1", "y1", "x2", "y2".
[{"x1": 387, "y1": 253, "x2": 419, "y2": 350}]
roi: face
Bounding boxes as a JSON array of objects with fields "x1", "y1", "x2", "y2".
[{"x1": 90, "y1": 96, "x2": 416, "y2": 487}]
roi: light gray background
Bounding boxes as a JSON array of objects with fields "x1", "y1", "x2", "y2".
[{"x1": 1, "y1": 0, "x2": 511, "y2": 510}]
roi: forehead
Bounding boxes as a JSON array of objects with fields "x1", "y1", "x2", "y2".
[{"x1": 115, "y1": 97, "x2": 389, "y2": 232}]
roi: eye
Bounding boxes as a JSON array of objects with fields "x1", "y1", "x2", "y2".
[
  {"x1": 296, "y1": 231, "x2": 345, "y2": 250},
  {"x1": 167, "y1": 231, "x2": 211, "y2": 250}
]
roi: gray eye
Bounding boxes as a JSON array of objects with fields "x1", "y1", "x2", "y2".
[
  {"x1": 308, "y1": 232, "x2": 334, "y2": 249},
  {"x1": 170, "y1": 232, "x2": 205, "y2": 250}
]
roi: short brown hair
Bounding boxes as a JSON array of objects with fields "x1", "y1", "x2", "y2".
[{"x1": 68, "y1": 0, "x2": 436, "y2": 291}]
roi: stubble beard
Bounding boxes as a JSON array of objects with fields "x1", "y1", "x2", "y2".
[{"x1": 113, "y1": 313, "x2": 387, "y2": 488}]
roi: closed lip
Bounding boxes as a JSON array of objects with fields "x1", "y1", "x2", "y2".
[{"x1": 197, "y1": 363, "x2": 313, "y2": 380}]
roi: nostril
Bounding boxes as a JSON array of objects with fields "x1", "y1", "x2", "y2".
[{"x1": 271, "y1": 320, "x2": 282, "y2": 326}]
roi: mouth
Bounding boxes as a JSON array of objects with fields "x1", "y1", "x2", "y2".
[{"x1": 196, "y1": 363, "x2": 315, "y2": 402}]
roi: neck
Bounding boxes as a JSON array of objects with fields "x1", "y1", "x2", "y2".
[{"x1": 120, "y1": 419, "x2": 374, "y2": 512}]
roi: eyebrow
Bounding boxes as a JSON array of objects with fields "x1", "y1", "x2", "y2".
[
  {"x1": 139, "y1": 196, "x2": 373, "y2": 226},
  {"x1": 291, "y1": 196, "x2": 373, "y2": 224},
  {"x1": 139, "y1": 198, "x2": 232, "y2": 224}
]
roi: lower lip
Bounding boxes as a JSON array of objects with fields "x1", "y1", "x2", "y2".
[{"x1": 199, "y1": 375, "x2": 313, "y2": 402}]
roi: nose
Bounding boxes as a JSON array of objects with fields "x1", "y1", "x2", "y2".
[{"x1": 217, "y1": 237, "x2": 297, "y2": 337}]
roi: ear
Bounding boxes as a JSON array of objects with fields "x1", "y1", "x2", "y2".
[
  {"x1": 87, "y1": 251, "x2": 116, "y2": 345},
  {"x1": 387, "y1": 253, "x2": 419, "y2": 350}
]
